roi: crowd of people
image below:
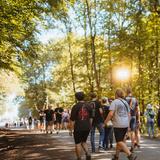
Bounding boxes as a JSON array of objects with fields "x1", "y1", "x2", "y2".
[
  {"x1": 22, "y1": 87, "x2": 160, "y2": 160},
  {"x1": 35, "y1": 104, "x2": 70, "y2": 134},
  {"x1": 69, "y1": 88, "x2": 160, "y2": 160}
]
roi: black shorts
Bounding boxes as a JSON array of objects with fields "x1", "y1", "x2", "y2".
[
  {"x1": 73, "y1": 130, "x2": 90, "y2": 144},
  {"x1": 56, "y1": 118, "x2": 62, "y2": 124},
  {"x1": 114, "y1": 128, "x2": 128, "y2": 142}
]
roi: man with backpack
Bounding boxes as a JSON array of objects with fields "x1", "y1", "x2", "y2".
[
  {"x1": 70, "y1": 92, "x2": 92, "y2": 160},
  {"x1": 126, "y1": 88, "x2": 141, "y2": 152},
  {"x1": 105, "y1": 88, "x2": 137, "y2": 160}
]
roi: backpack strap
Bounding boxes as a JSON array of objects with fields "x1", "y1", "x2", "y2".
[
  {"x1": 90, "y1": 101, "x2": 96, "y2": 118},
  {"x1": 129, "y1": 97, "x2": 133, "y2": 110},
  {"x1": 119, "y1": 99, "x2": 129, "y2": 112}
]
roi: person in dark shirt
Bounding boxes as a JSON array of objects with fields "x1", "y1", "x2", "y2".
[
  {"x1": 44, "y1": 105, "x2": 54, "y2": 134},
  {"x1": 55, "y1": 104, "x2": 64, "y2": 134},
  {"x1": 90, "y1": 92, "x2": 105, "y2": 152},
  {"x1": 126, "y1": 88, "x2": 140, "y2": 151},
  {"x1": 102, "y1": 97, "x2": 113, "y2": 150},
  {"x1": 35, "y1": 105, "x2": 45, "y2": 132},
  {"x1": 157, "y1": 106, "x2": 160, "y2": 132},
  {"x1": 70, "y1": 92, "x2": 92, "y2": 160},
  {"x1": 28, "y1": 116, "x2": 32, "y2": 130}
]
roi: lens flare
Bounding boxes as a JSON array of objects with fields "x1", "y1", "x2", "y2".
[{"x1": 115, "y1": 68, "x2": 130, "y2": 81}]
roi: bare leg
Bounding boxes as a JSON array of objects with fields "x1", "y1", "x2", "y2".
[
  {"x1": 117, "y1": 141, "x2": 131, "y2": 156},
  {"x1": 130, "y1": 131, "x2": 135, "y2": 149},
  {"x1": 135, "y1": 128, "x2": 140, "y2": 146},
  {"x1": 75, "y1": 144, "x2": 82, "y2": 159},
  {"x1": 81, "y1": 142, "x2": 90, "y2": 156}
]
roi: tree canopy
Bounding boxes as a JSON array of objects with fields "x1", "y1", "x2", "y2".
[{"x1": 0, "y1": 0, "x2": 160, "y2": 118}]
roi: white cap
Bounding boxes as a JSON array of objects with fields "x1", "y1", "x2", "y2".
[
  {"x1": 102, "y1": 97, "x2": 109, "y2": 105},
  {"x1": 147, "y1": 104, "x2": 152, "y2": 109}
]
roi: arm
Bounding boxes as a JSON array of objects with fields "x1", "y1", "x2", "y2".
[
  {"x1": 34, "y1": 105, "x2": 39, "y2": 112},
  {"x1": 69, "y1": 105, "x2": 76, "y2": 135},
  {"x1": 104, "y1": 111, "x2": 114, "y2": 125},
  {"x1": 136, "y1": 106, "x2": 141, "y2": 123},
  {"x1": 99, "y1": 107, "x2": 103, "y2": 115},
  {"x1": 69, "y1": 120, "x2": 74, "y2": 136}
]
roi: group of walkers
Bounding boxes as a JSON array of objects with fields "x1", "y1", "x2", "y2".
[
  {"x1": 35, "y1": 105, "x2": 70, "y2": 134},
  {"x1": 69, "y1": 88, "x2": 140, "y2": 160},
  {"x1": 33, "y1": 87, "x2": 160, "y2": 160}
]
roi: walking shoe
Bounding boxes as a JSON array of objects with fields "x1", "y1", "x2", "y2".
[
  {"x1": 110, "y1": 144, "x2": 113, "y2": 149},
  {"x1": 128, "y1": 153, "x2": 137, "y2": 160},
  {"x1": 86, "y1": 155, "x2": 91, "y2": 160},
  {"x1": 134, "y1": 143, "x2": 140, "y2": 148},
  {"x1": 130, "y1": 146, "x2": 134, "y2": 153},
  {"x1": 91, "y1": 149, "x2": 95, "y2": 153},
  {"x1": 98, "y1": 146, "x2": 105, "y2": 151},
  {"x1": 112, "y1": 155, "x2": 119, "y2": 160}
]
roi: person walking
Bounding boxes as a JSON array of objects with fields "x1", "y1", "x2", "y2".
[
  {"x1": 44, "y1": 105, "x2": 54, "y2": 134},
  {"x1": 157, "y1": 106, "x2": 160, "y2": 133},
  {"x1": 102, "y1": 97, "x2": 113, "y2": 150},
  {"x1": 62, "y1": 109, "x2": 70, "y2": 130},
  {"x1": 144, "y1": 104, "x2": 155, "y2": 138},
  {"x1": 55, "y1": 104, "x2": 64, "y2": 134},
  {"x1": 90, "y1": 92, "x2": 105, "y2": 152},
  {"x1": 105, "y1": 88, "x2": 137, "y2": 160},
  {"x1": 28, "y1": 116, "x2": 32, "y2": 130},
  {"x1": 69, "y1": 92, "x2": 92, "y2": 160},
  {"x1": 125, "y1": 88, "x2": 141, "y2": 152}
]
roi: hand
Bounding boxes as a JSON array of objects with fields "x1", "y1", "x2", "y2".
[
  {"x1": 69, "y1": 130, "x2": 73, "y2": 136},
  {"x1": 102, "y1": 123, "x2": 105, "y2": 128},
  {"x1": 128, "y1": 127, "x2": 131, "y2": 132}
]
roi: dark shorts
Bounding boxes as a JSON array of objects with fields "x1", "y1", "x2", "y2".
[
  {"x1": 114, "y1": 128, "x2": 128, "y2": 142},
  {"x1": 73, "y1": 130, "x2": 90, "y2": 144},
  {"x1": 56, "y1": 117, "x2": 62, "y2": 124},
  {"x1": 40, "y1": 118, "x2": 44, "y2": 125},
  {"x1": 46, "y1": 121, "x2": 53, "y2": 127},
  {"x1": 130, "y1": 117, "x2": 136, "y2": 131}
]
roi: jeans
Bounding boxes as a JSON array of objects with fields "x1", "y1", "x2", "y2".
[
  {"x1": 103, "y1": 126, "x2": 113, "y2": 149},
  {"x1": 90, "y1": 123, "x2": 105, "y2": 152},
  {"x1": 147, "y1": 120, "x2": 154, "y2": 137}
]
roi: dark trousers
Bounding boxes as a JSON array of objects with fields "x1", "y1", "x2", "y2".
[{"x1": 103, "y1": 126, "x2": 113, "y2": 149}]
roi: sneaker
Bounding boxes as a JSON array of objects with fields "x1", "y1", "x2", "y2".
[
  {"x1": 86, "y1": 155, "x2": 91, "y2": 160},
  {"x1": 128, "y1": 154, "x2": 137, "y2": 160},
  {"x1": 91, "y1": 149, "x2": 95, "y2": 153},
  {"x1": 112, "y1": 155, "x2": 119, "y2": 160},
  {"x1": 110, "y1": 144, "x2": 113, "y2": 149},
  {"x1": 50, "y1": 131, "x2": 52, "y2": 134},
  {"x1": 130, "y1": 146, "x2": 134, "y2": 153},
  {"x1": 98, "y1": 146, "x2": 105, "y2": 150},
  {"x1": 134, "y1": 143, "x2": 140, "y2": 148}
]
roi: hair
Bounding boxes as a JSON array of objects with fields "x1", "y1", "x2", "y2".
[
  {"x1": 90, "y1": 92, "x2": 97, "y2": 99},
  {"x1": 115, "y1": 88, "x2": 125, "y2": 98},
  {"x1": 102, "y1": 98, "x2": 107, "y2": 104},
  {"x1": 126, "y1": 87, "x2": 132, "y2": 95},
  {"x1": 75, "y1": 92, "x2": 85, "y2": 101}
]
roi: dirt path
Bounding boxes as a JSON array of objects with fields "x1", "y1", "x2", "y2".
[
  {"x1": 0, "y1": 130, "x2": 75, "y2": 160},
  {"x1": 1, "y1": 129, "x2": 160, "y2": 160}
]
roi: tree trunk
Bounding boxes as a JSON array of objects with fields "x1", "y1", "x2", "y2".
[{"x1": 85, "y1": 0, "x2": 100, "y2": 95}]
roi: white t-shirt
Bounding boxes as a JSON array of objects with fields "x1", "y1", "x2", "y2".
[{"x1": 110, "y1": 98, "x2": 130, "y2": 128}]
